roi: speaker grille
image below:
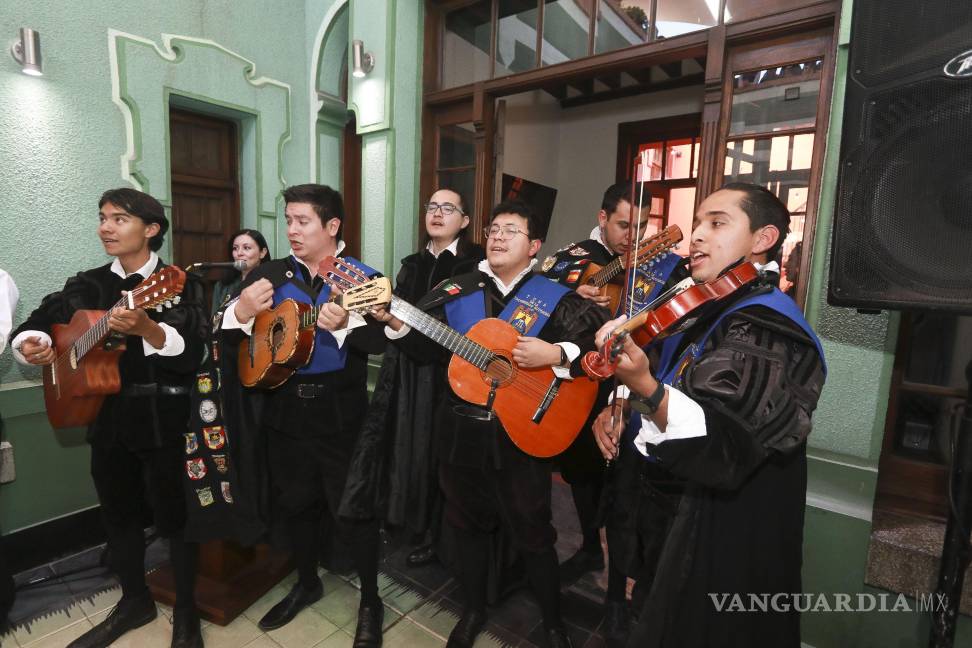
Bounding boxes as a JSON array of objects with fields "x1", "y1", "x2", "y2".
[
  {"x1": 852, "y1": 1, "x2": 972, "y2": 87},
  {"x1": 831, "y1": 77, "x2": 972, "y2": 312}
]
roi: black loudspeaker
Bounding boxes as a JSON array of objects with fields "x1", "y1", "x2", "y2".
[{"x1": 828, "y1": 0, "x2": 972, "y2": 312}]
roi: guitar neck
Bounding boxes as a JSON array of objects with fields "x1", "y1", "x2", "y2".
[
  {"x1": 388, "y1": 297, "x2": 492, "y2": 370},
  {"x1": 589, "y1": 257, "x2": 624, "y2": 287},
  {"x1": 73, "y1": 296, "x2": 128, "y2": 361},
  {"x1": 299, "y1": 305, "x2": 325, "y2": 329}
]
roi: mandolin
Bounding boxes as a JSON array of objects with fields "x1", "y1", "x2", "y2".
[
  {"x1": 237, "y1": 261, "x2": 391, "y2": 389},
  {"x1": 572, "y1": 225, "x2": 682, "y2": 314},
  {"x1": 43, "y1": 265, "x2": 186, "y2": 429},
  {"x1": 319, "y1": 257, "x2": 599, "y2": 458},
  {"x1": 581, "y1": 261, "x2": 761, "y2": 380}
]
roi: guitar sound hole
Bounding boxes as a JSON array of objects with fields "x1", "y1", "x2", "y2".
[
  {"x1": 269, "y1": 318, "x2": 286, "y2": 352},
  {"x1": 484, "y1": 355, "x2": 514, "y2": 383}
]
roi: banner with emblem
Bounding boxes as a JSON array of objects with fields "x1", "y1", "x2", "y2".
[{"x1": 444, "y1": 274, "x2": 570, "y2": 336}]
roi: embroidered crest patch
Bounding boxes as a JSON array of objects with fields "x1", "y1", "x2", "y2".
[
  {"x1": 199, "y1": 399, "x2": 218, "y2": 424},
  {"x1": 204, "y1": 426, "x2": 227, "y2": 450},
  {"x1": 509, "y1": 305, "x2": 538, "y2": 334},
  {"x1": 220, "y1": 481, "x2": 233, "y2": 504},
  {"x1": 184, "y1": 433, "x2": 198, "y2": 455},
  {"x1": 211, "y1": 454, "x2": 229, "y2": 474},
  {"x1": 196, "y1": 374, "x2": 213, "y2": 394},
  {"x1": 566, "y1": 269, "x2": 583, "y2": 285},
  {"x1": 196, "y1": 487, "x2": 214, "y2": 507},
  {"x1": 186, "y1": 458, "x2": 207, "y2": 481},
  {"x1": 541, "y1": 255, "x2": 557, "y2": 272}
]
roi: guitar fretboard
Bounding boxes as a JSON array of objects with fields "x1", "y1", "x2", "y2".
[
  {"x1": 388, "y1": 297, "x2": 494, "y2": 370},
  {"x1": 72, "y1": 297, "x2": 127, "y2": 361}
]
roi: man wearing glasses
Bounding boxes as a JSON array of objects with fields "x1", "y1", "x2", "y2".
[{"x1": 371, "y1": 200, "x2": 608, "y2": 648}]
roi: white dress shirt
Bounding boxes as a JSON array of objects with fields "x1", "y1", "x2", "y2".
[
  {"x1": 0, "y1": 269, "x2": 19, "y2": 355},
  {"x1": 426, "y1": 237, "x2": 460, "y2": 259},
  {"x1": 11, "y1": 251, "x2": 185, "y2": 366}
]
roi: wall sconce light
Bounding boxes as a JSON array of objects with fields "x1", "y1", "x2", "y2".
[
  {"x1": 10, "y1": 28, "x2": 42, "y2": 76},
  {"x1": 351, "y1": 39, "x2": 374, "y2": 78}
]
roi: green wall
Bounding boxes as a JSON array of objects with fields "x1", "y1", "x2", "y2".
[{"x1": 0, "y1": 0, "x2": 424, "y2": 534}]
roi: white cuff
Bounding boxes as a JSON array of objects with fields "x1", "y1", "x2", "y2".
[
  {"x1": 11, "y1": 330, "x2": 51, "y2": 366},
  {"x1": 633, "y1": 385, "x2": 707, "y2": 456},
  {"x1": 330, "y1": 312, "x2": 367, "y2": 348},
  {"x1": 384, "y1": 323, "x2": 411, "y2": 339},
  {"x1": 551, "y1": 342, "x2": 579, "y2": 380},
  {"x1": 609, "y1": 384, "x2": 630, "y2": 403},
  {"x1": 142, "y1": 322, "x2": 185, "y2": 357},
  {"x1": 221, "y1": 298, "x2": 255, "y2": 335}
]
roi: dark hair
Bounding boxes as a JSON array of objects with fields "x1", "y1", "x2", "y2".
[
  {"x1": 601, "y1": 181, "x2": 650, "y2": 216},
  {"x1": 282, "y1": 184, "x2": 345, "y2": 239},
  {"x1": 418, "y1": 187, "x2": 474, "y2": 255},
  {"x1": 490, "y1": 200, "x2": 544, "y2": 242},
  {"x1": 721, "y1": 182, "x2": 791, "y2": 261},
  {"x1": 98, "y1": 188, "x2": 168, "y2": 252},
  {"x1": 220, "y1": 228, "x2": 272, "y2": 286}
]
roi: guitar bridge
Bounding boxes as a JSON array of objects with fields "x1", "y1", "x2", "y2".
[{"x1": 532, "y1": 376, "x2": 563, "y2": 424}]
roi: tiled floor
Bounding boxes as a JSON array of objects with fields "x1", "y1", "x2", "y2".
[{"x1": 2, "y1": 479, "x2": 610, "y2": 648}]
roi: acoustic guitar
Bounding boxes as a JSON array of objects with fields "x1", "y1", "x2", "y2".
[
  {"x1": 237, "y1": 262, "x2": 392, "y2": 388},
  {"x1": 319, "y1": 257, "x2": 598, "y2": 458},
  {"x1": 573, "y1": 224, "x2": 683, "y2": 314},
  {"x1": 43, "y1": 265, "x2": 186, "y2": 429}
]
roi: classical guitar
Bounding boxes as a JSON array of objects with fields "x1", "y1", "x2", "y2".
[
  {"x1": 582, "y1": 261, "x2": 761, "y2": 380},
  {"x1": 238, "y1": 260, "x2": 392, "y2": 389},
  {"x1": 573, "y1": 225, "x2": 683, "y2": 314},
  {"x1": 43, "y1": 266, "x2": 186, "y2": 429},
  {"x1": 319, "y1": 257, "x2": 599, "y2": 458}
]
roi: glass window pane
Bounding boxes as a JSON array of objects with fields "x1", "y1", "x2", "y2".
[
  {"x1": 667, "y1": 187, "x2": 695, "y2": 256},
  {"x1": 541, "y1": 0, "x2": 592, "y2": 66},
  {"x1": 692, "y1": 140, "x2": 700, "y2": 178},
  {"x1": 496, "y1": 0, "x2": 540, "y2": 79},
  {"x1": 655, "y1": 0, "x2": 719, "y2": 39},
  {"x1": 438, "y1": 123, "x2": 476, "y2": 169},
  {"x1": 665, "y1": 138, "x2": 693, "y2": 180},
  {"x1": 594, "y1": 0, "x2": 649, "y2": 56},
  {"x1": 437, "y1": 169, "x2": 477, "y2": 220},
  {"x1": 729, "y1": 59, "x2": 823, "y2": 136},
  {"x1": 635, "y1": 142, "x2": 663, "y2": 181},
  {"x1": 441, "y1": 1, "x2": 493, "y2": 90},
  {"x1": 649, "y1": 195, "x2": 664, "y2": 217},
  {"x1": 903, "y1": 314, "x2": 972, "y2": 390},
  {"x1": 724, "y1": 0, "x2": 817, "y2": 24},
  {"x1": 768, "y1": 135, "x2": 789, "y2": 171},
  {"x1": 791, "y1": 133, "x2": 814, "y2": 170}
]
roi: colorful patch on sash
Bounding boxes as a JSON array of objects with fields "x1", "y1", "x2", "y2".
[
  {"x1": 566, "y1": 269, "x2": 583, "y2": 284},
  {"x1": 569, "y1": 246, "x2": 588, "y2": 256},
  {"x1": 220, "y1": 481, "x2": 233, "y2": 504},
  {"x1": 196, "y1": 374, "x2": 213, "y2": 394},
  {"x1": 671, "y1": 344, "x2": 698, "y2": 389},
  {"x1": 211, "y1": 310, "x2": 223, "y2": 330},
  {"x1": 552, "y1": 260, "x2": 570, "y2": 274},
  {"x1": 196, "y1": 487, "x2": 214, "y2": 507},
  {"x1": 184, "y1": 433, "x2": 198, "y2": 455},
  {"x1": 204, "y1": 426, "x2": 226, "y2": 450},
  {"x1": 541, "y1": 255, "x2": 558, "y2": 272},
  {"x1": 211, "y1": 341, "x2": 220, "y2": 362},
  {"x1": 441, "y1": 282, "x2": 461, "y2": 296},
  {"x1": 212, "y1": 454, "x2": 229, "y2": 474},
  {"x1": 509, "y1": 305, "x2": 538, "y2": 334},
  {"x1": 632, "y1": 275, "x2": 657, "y2": 303},
  {"x1": 186, "y1": 458, "x2": 207, "y2": 481},
  {"x1": 199, "y1": 399, "x2": 218, "y2": 424}
]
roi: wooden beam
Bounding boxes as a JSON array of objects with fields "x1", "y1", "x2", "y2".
[
  {"x1": 627, "y1": 68, "x2": 653, "y2": 84},
  {"x1": 660, "y1": 61, "x2": 683, "y2": 79},
  {"x1": 542, "y1": 84, "x2": 568, "y2": 101},
  {"x1": 598, "y1": 73, "x2": 622, "y2": 89},
  {"x1": 560, "y1": 73, "x2": 704, "y2": 109},
  {"x1": 569, "y1": 78, "x2": 595, "y2": 96}
]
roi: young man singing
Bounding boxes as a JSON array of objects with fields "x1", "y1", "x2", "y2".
[
  {"x1": 592, "y1": 183, "x2": 826, "y2": 648},
  {"x1": 218, "y1": 184, "x2": 385, "y2": 647},
  {"x1": 371, "y1": 200, "x2": 608, "y2": 648},
  {"x1": 12, "y1": 188, "x2": 207, "y2": 648}
]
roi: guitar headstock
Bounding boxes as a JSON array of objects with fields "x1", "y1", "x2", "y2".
[
  {"x1": 335, "y1": 277, "x2": 393, "y2": 314},
  {"x1": 128, "y1": 266, "x2": 187, "y2": 311},
  {"x1": 631, "y1": 224, "x2": 684, "y2": 267},
  {"x1": 318, "y1": 256, "x2": 370, "y2": 291}
]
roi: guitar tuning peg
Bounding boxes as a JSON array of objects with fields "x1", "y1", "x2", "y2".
[
  {"x1": 164, "y1": 300, "x2": 173, "y2": 309},
  {"x1": 155, "y1": 304, "x2": 164, "y2": 313},
  {"x1": 173, "y1": 296, "x2": 181, "y2": 304}
]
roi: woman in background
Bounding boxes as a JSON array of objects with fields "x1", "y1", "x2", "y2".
[{"x1": 211, "y1": 228, "x2": 270, "y2": 313}]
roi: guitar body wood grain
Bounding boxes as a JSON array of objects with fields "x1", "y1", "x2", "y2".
[{"x1": 238, "y1": 299, "x2": 316, "y2": 388}]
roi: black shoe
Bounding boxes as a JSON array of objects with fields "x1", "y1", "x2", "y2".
[
  {"x1": 257, "y1": 580, "x2": 324, "y2": 631},
  {"x1": 603, "y1": 600, "x2": 630, "y2": 647},
  {"x1": 545, "y1": 626, "x2": 575, "y2": 648},
  {"x1": 67, "y1": 593, "x2": 157, "y2": 648},
  {"x1": 446, "y1": 609, "x2": 487, "y2": 648},
  {"x1": 352, "y1": 603, "x2": 384, "y2": 648},
  {"x1": 558, "y1": 546, "x2": 605, "y2": 585},
  {"x1": 171, "y1": 606, "x2": 203, "y2": 648},
  {"x1": 406, "y1": 544, "x2": 437, "y2": 568}
]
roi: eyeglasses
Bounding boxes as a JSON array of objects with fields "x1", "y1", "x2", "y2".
[
  {"x1": 483, "y1": 225, "x2": 529, "y2": 240},
  {"x1": 424, "y1": 202, "x2": 463, "y2": 216}
]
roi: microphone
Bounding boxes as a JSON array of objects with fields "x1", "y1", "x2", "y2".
[{"x1": 185, "y1": 260, "x2": 247, "y2": 273}]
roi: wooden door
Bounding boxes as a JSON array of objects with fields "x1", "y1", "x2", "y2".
[
  {"x1": 341, "y1": 113, "x2": 362, "y2": 259},
  {"x1": 169, "y1": 109, "x2": 240, "y2": 267}
]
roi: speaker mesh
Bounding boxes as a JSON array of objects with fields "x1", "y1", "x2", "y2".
[
  {"x1": 831, "y1": 77, "x2": 972, "y2": 311},
  {"x1": 852, "y1": 1, "x2": 972, "y2": 87}
]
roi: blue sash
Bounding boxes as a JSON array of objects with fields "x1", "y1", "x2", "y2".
[
  {"x1": 620, "y1": 252, "x2": 683, "y2": 317},
  {"x1": 444, "y1": 274, "x2": 570, "y2": 336},
  {"x1": 625, "y1": 287, "x2": 826, "y2": 455},
  {"x1": 272, "y1": 255, "x2": 378, "y2": 375}
]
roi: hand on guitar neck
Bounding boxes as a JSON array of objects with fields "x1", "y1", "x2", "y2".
[{"x1": 107, "y1": 300, "x2": 165, "y2": 349}]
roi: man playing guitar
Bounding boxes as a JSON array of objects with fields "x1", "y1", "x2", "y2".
[
  {"x1": 367, "y1": 200, "x2": 608, "y2": 648},
  {"x1": 12, "y1": 188, "x2": 207, "y2": 648}
]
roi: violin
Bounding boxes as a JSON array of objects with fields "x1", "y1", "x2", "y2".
[{"x1": 581, "y1": 260, "x2": 761, "y2": 380}]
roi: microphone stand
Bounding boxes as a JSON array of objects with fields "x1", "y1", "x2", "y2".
[{"x1": 929, "y1": 360, "x2": 972, "y2": 648}]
